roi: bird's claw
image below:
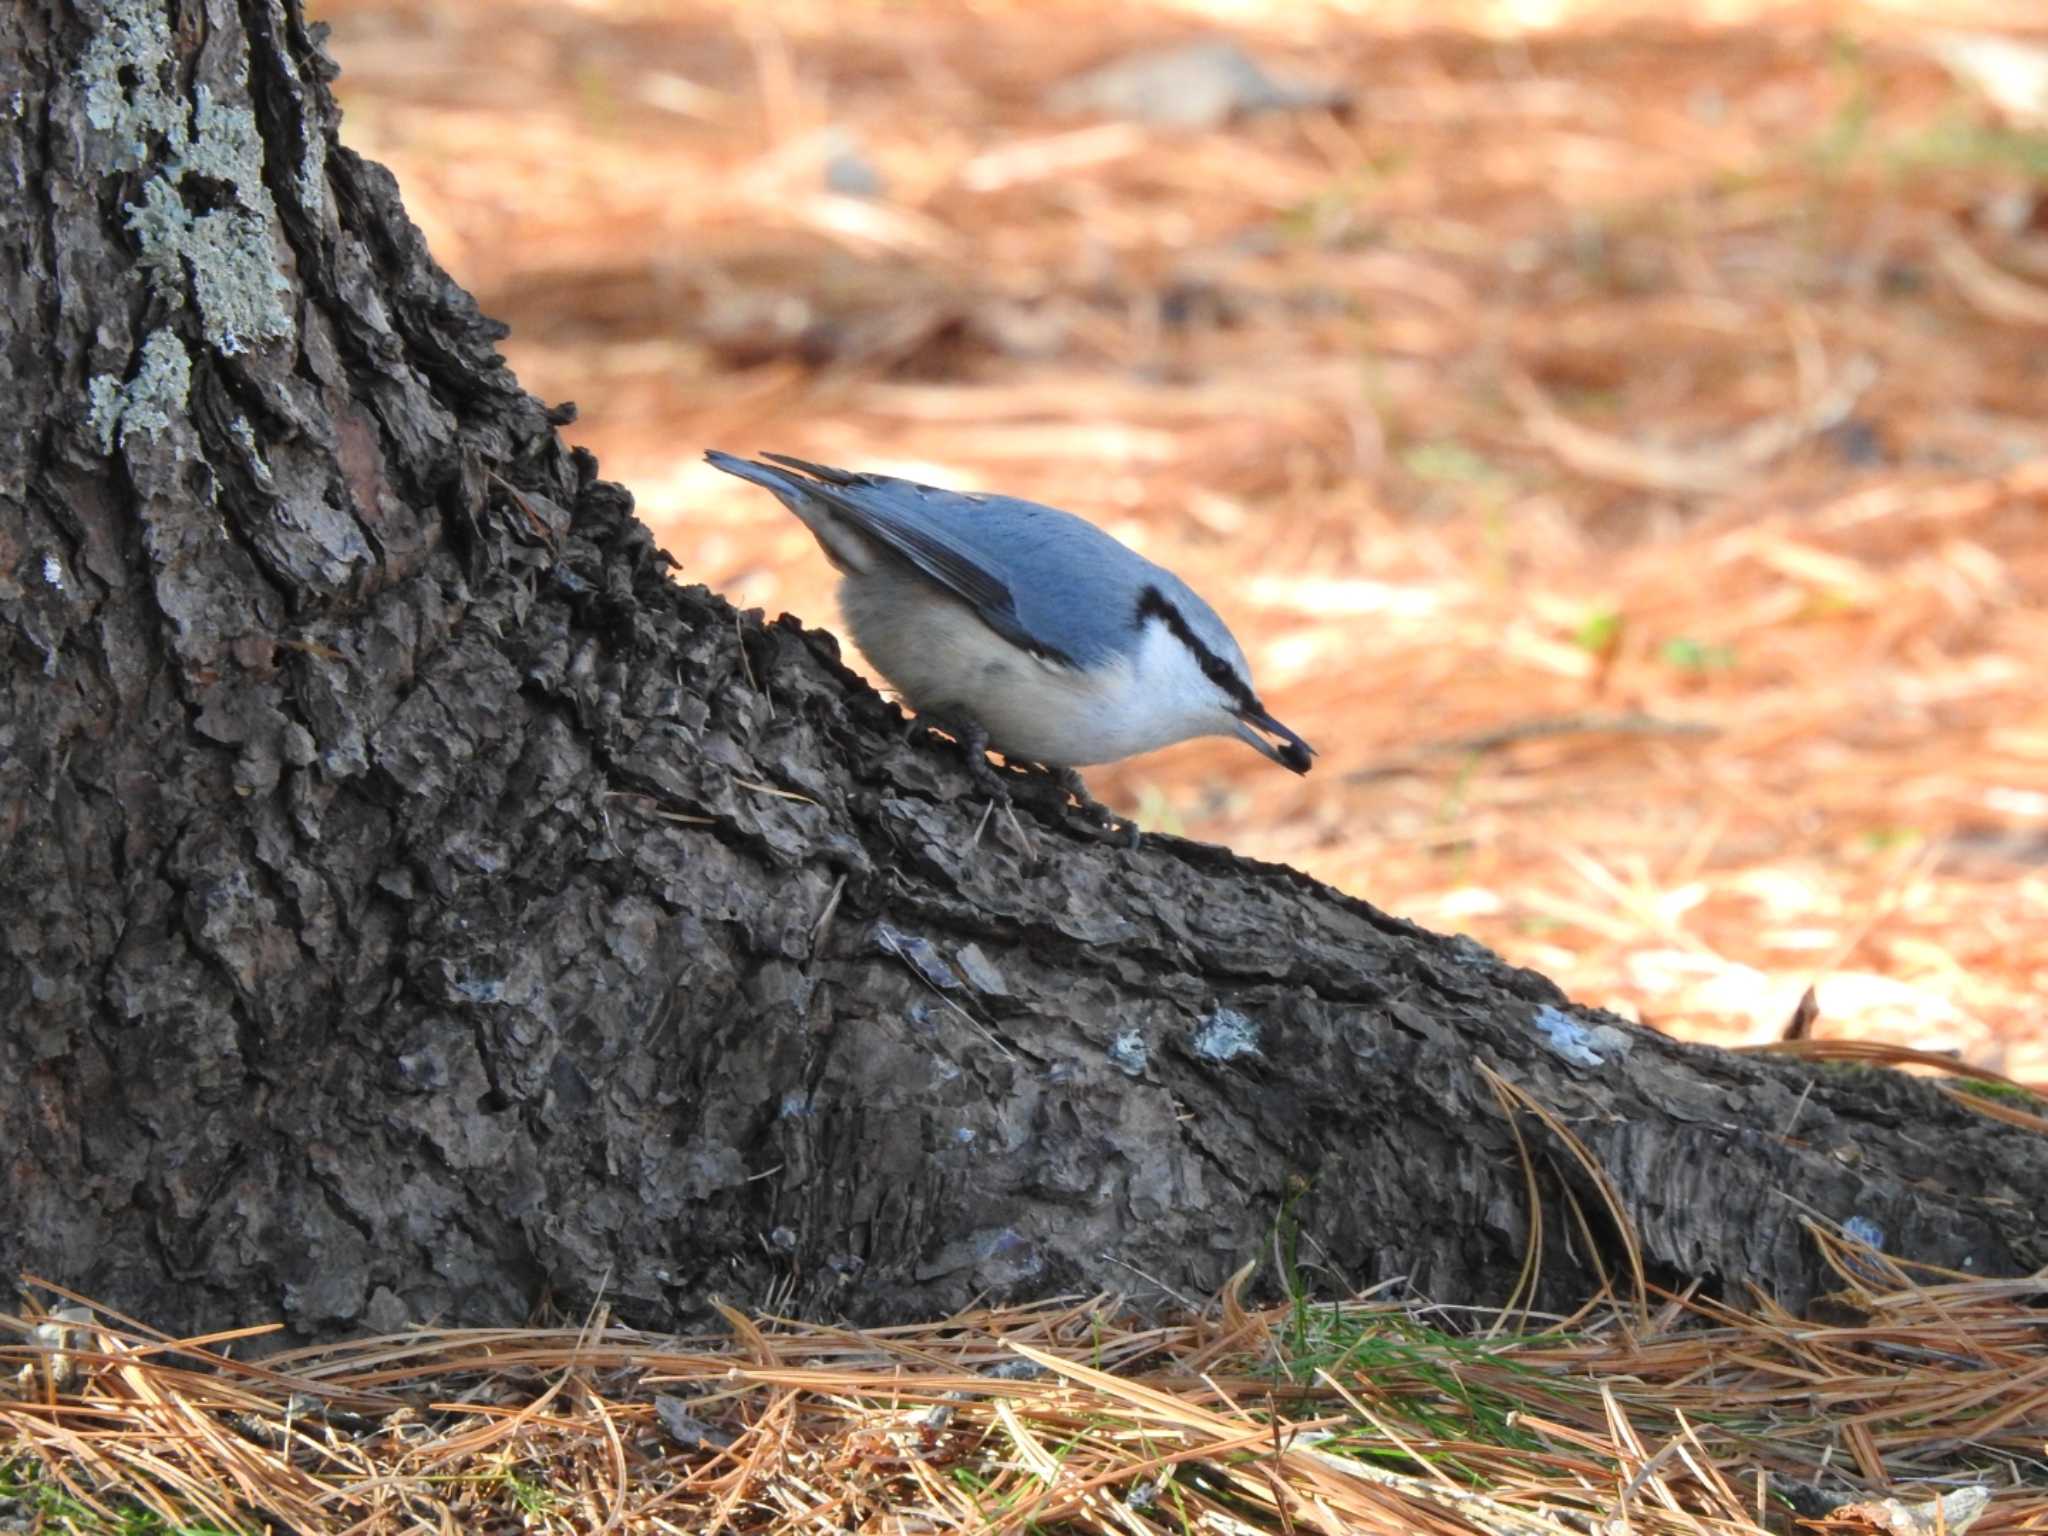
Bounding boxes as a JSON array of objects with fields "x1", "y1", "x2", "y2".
[
  {"x1": 1051, "y1": 767, "x2": 1142, "y2": 848},
  {"x1": 907, "y1": 712, "x2": 1138, "y2": 848}
]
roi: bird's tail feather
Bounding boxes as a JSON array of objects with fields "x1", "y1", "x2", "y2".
[{"x1": 704, "y1": 450, "x2": 873, "y2": 574}]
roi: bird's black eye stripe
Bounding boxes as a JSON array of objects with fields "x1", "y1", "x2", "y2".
[{"x1": 1135, "y1": 586, "x2": 1255, "y2": 708}]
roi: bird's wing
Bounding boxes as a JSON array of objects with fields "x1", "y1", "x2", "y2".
[{"x1": 720, "y1": 452, "x2": 1071, "y2": 665}]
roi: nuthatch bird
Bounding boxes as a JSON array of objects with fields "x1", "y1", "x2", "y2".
[{"x1": 707, "y1": 451, "x2": 1314, "y2": 830}]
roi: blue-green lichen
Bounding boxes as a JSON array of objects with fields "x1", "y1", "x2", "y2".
[
  {"x1": 79, "y1": 1, "x2": 297, "y2": 354},
  {"x1": 80, "y1": 1, "x2": 187, "y2": 160},
  {"x1": 88, "y1": 329, "x2": 192, "y2": 454},
  {"x1": 1191, "y1": 1008, "x2": 1259, "y2": 1063}
]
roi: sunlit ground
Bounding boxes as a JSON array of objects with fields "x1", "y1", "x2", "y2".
[{"x1": 320, "y1": 0, "x2": 2047, "y2": 1076}]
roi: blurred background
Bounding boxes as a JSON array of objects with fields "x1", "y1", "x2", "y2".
[{"x1": 317, "y1": 0, "x2": 2046, "y2": 1075}]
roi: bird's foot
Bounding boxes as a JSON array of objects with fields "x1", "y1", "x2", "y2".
[
  {"x1": 1050, "y1": 766, "x2": 1142, "y2": 849},
  {"x1": 904, "y1": 712, "x2": 1134, "y2": 848},
  {"x1": 910, "y1": 712, "x2": 1035, "y2": 852}
]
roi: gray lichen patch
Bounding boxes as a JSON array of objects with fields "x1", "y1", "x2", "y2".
[
  {"x1": 80, "y1": 2, "x2": 297, "y2": 355},
  {"x1": 1529, "y1": 1004, "x2": 1634, "y2": 1070},
  {"x1": 88, "y1": 330, "x2": 192, "y2": 454},
  {"x1": 80, "y1": 1, "x2": 188, "y2": 159},
  {"x1": 1190, "y1": 1007, "x2": 1259, "y2": 1063},
  {"x1": 138, "y1": 87, "x2": 295, "y2": 353}
]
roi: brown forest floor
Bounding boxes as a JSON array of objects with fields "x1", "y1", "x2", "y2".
[
  {"x1": 320, "y1": 0, "x2": 2047, "y2": 1074},
  {"x1": 7, "y1": 1257, "x2": 2048, "y2": 1535}
]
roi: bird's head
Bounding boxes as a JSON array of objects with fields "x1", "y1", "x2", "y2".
[{"x1": 1130, "y1": 585, "x2": 1315, "y2": 773}]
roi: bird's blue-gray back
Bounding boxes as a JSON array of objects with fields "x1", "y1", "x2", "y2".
[
  {"x1": 882, "y1": 488, "x2": 1231, "y2": 670},
  {"x1": 712, "y1": 453, "x2": 1235, "y2": 670}
]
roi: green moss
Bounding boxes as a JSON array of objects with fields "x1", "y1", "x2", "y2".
[
  {"x1": 1951, "y1": 1078, "x2": 2045, "y2": 1110},
  {"x1": 0, "y1": 1456, "x2": 241, "y2": 1535}
]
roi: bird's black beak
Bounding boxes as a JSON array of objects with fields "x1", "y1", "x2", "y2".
[{"x1": 1233, "y1": 706, "x2": 1316, "y2": 775}]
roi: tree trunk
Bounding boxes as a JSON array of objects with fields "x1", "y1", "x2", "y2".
[{"x1": 2, "y1": 1, "x2": 2041, "y2": 1344}]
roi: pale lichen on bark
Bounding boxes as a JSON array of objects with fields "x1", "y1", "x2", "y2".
[
  {"x1": 86, "y1": 328, "x2": 192, "y2": 452},
  {"x1": 79, "y1": 0, "x2": 295, "y2": 357}
]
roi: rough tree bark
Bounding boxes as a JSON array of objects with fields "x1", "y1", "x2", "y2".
[{"x1": 1, "y1": 1, "x2": 2042, "y2": 1345}]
